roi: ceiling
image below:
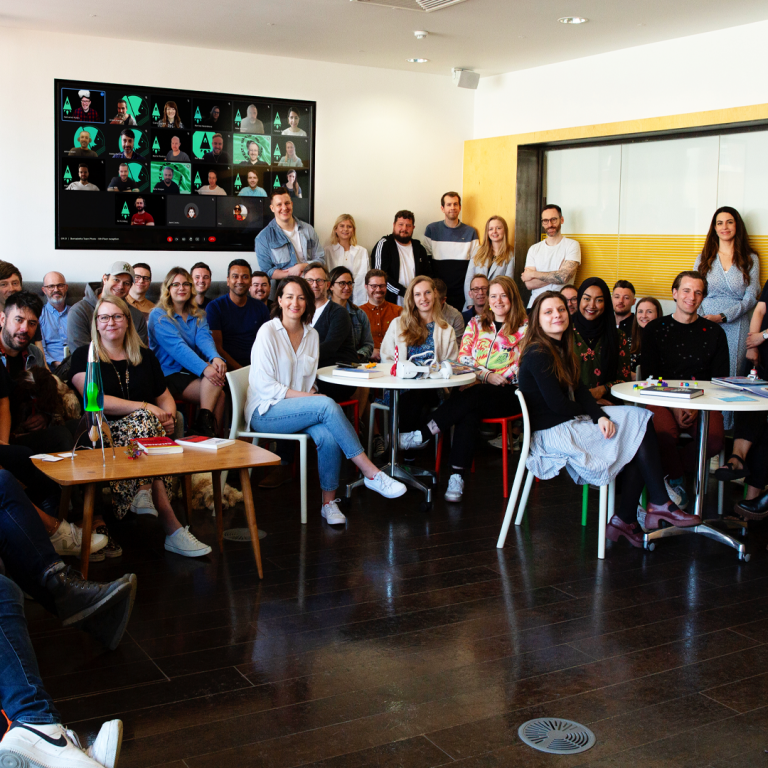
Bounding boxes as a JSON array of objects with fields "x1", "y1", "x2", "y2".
[{"x1": 4, "y1": 0, "x2": 768, "y2": 77}]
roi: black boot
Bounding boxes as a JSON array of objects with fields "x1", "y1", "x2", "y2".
[
  {"x1": 194, "y1": 408, "x2": 217, "y2": 438},
  {"x1": 42, "y1": 563, "x2": 134, "y2": 630},
  {"x1": 79, "y1": 573, "x2": 138, "y2": 650},
  {"x1": 733, "y1": 489, "x2": 768, "y2": 520}
]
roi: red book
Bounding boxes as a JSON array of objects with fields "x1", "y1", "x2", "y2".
[{"x1": 134, "y1": 436, "x2": 183, "y2": 455}]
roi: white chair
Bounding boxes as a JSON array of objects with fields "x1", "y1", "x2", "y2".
[
  {"x1": 367, "y1": 401, "x2": 390, "y2": 457},
  {"x1": 224, "y1": 366, "x2": 308, "y2": 525},
  {"x1": 496, "y1": 389, "x2": 615, "y2": 559}
]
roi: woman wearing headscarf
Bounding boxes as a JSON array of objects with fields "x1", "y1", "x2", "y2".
[{"x1": 572, "y1": 277, "x2": 631, "y2": 405}]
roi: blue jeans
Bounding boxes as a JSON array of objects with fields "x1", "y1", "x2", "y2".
[
  {"x1": 0, "y1": 574, "x2": 60, "y2": 724},
  {"x1": 251, "y1": 396, "x2": 364, "y2": 491},
  {"x1": 0, "y1": 470, "x2": 61, "y2": 614},
  {"x1": 0, "y1": 445, "x2": 61, "y2": 517}
]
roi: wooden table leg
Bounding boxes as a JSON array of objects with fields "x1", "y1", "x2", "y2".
[
  {"x1": 212, "y1": 470, "x2": 223, "y2": 553},
  {"x1": 58, "y1": 486, "x2": 72, "y2": 521},
  {"x1": 181, "y1": 475, "x2": 192, "y2": 526},
  {"x1": 80, "y1": 483, "x2": 95, "y2": 580},
  {"x1": 239, "y1": 467, "x2": 263, "y2": 579}
]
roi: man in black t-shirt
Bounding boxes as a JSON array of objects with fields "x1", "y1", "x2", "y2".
[
  {"x1": 642, "y1": 271, "x2": 729, "y2": 506},
  {"x1": 153, "y1": 166, "x2": 181, "y2": 194},
  {"x1": 107, "y1": 163, "x2": 140, "y2": 192}
]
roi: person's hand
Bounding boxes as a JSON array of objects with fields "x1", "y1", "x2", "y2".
[
  {"x1": 203, "y1": 364, "x2": 226, "y2": 387},
  {"x1": 746, "y1": 332, "x2": 765, "y2": 349},
  {"x1": 746, "y1": 347, "x2": 759, "y2": 363},
  {"x1": 521, "y1": 267, "x2": 536, "y2": 280},
  {"x1": 18, "y1": 414, "x2": 47, "y2": 433},
  {"x1": 146, "y1": 404, "x2": 175, "y2": 434},
  {"x1": 598, "y1": 417, "x2": 616, "y2": 438},
  {"x1": 596, "y1": 398, "x2": 612, "y2": 406},
  {"x1": 590, "y1": 385, "x2": 607, "y2": 401},
  {"x1": 212, "y1": 357, "x2": 227, "y2": 375},
  {"x1": 370, "y1": 349, "x2": 381, "y2": 362},
  {"x1": 703, "y1": 314, "x2": 722, "y2": 323},
  {"x1": 672, "y1": 408, "x2": 697, "y2": 429},
  {"x1": 486, "y1": 373, "x2": 508, "y2": 387}
]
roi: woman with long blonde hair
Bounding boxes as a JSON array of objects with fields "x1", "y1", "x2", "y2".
[
  {"x1": 380, "y1": 276, "x2": 458, "y2": 447},
  {"x1": 463, "y1": 215, "x2": 514, "y2": 307},
  {"x1": 70, "y1": 295, "x2": 211, "y2": 558},
  {"x1": 327, "y1": 214, "x2": 369, "y2": 305},
  {"x1": 148, "y1": 267, "x2": 226, "y2": 436}
]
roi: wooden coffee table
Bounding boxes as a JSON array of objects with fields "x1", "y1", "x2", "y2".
[{"x1": 33, "y1": 441, "x2": 279, "y2": 579}]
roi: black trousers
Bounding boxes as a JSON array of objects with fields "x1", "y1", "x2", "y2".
[
  {"x1": 733, "y1": 411, "x2": 768, "y2": 489},
  {"x1": 428, "y1": 383, "x2": 520, "y2": 469},
  {"x1": 399, "y1": 390, "x2": 439, "y2": 434}
]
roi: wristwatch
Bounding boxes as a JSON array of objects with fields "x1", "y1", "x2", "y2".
[
  {"x1": 719, "y1": 313, "x2": 727, "y2": 323},
  {"x1": 762, "y1": 331, "x2": 768, "y2": 341}
]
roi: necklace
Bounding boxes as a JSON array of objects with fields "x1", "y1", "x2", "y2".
[{"x1": 108, "y1": 358, "x2": 130, "y2": 399}]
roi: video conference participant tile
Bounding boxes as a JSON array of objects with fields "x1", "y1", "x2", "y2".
[
  {"x1": 192, "y1": 131, "x2": 233, "y2": 163},
  {"x1": 233, "y1": 134, "x2": 271, "y2": 167},
  {"x1": 60, "y1": 189, "x2": 113, "y2": 227},
  {"x1": 150, "y1": 95, "x2": 192, "y2": 131},
  {"x1": 151, "y1": 162, "x2": 192, "y2": 195},
  {"x1": 272, "y1": 137, "x2": 308, "y2": 168},
  {"x1": 61, "y1": 87, "x2": 105, "y2": 123},
  {"x1": 105, "y1": 160, "x2": 150, "y2": 193},
  {"x1": 114, "y1": 193, "x2": 165, "y2": 227},
  {"x1": 216, "y1": 198, "x2": 265, "y2": 231},
  {"x1": 61, "y1": 158, "x2": 105, "y2": 192},
  {"x1": 273, "y1": 104, "x2": 311, "y2": 137},
  {"x1": 151, "y1": 131, "x2": 193, "y2": 163},
  {"x1": 192, "y1": 99, "x2": 232, "y2": 131},
  {"x1": 105, "y1": 92, "x2": 151, "y2": 127},
  {"x1": 167, "y1": 197, "x2": 216, "y2": 227},
  {"x1": 273, "y1": 168, "x2": 308, "y2": 199},
  {"x1": 233, "y1": 167, "x2": 270, "y2": 198},
  {"x1": 193, "y1": 165, "x2": 232, "y2": 197},
  {"x1": 105, "y1": 126, "x2": 149, "y2": 163},
  {"x1": 233, "y1": 101, "x2": 272, "y2": 135},
  {"x1": 63, "y1": 124, "x2": 107, "y2": 158}
]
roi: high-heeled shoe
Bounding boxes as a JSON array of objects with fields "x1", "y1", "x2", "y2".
[
  {"x1": 606, "y1": 515, "x2": 644, "y2": 548},
  {"x1": 733, "y1": 488, "x2": 768, "y2": 520},
  {"x1": 644, "y1": 501, "x2": 701, "y2": 529}
]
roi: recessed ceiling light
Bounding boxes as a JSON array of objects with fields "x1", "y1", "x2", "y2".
[
  {"x1": 558, "y1": 16, "x2": 588, "y2": 24},
  {"x1": 407, "y1": 58, "x2": 429, "y2": 63}
]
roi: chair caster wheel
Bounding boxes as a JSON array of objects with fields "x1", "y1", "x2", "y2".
[
  {"x1": 644, "y1": 541, "x2": 655, "y2": 552},
  {"x1": 419, "y1": 501, "x2": 433, "y2": 513},
  {"x1": 739, "y1": 551, "x2": 750, "y2": 562}
]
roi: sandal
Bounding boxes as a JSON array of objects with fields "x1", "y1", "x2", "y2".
[{"x1": 713, "y1": 454, "x2": 750, "y2": 482}]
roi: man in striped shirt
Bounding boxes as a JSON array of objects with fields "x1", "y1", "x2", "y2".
[{"x1": 423, "y1": 192, "x2": 479, "y2": 311}]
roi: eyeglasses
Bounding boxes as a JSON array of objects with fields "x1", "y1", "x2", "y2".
[
  {"x1": 43, "y1": 283, "x2": 67, "y2": 290},
  {"x1": 134, "y1": 275, "x2": 151, "y2": 283},
  {"x1": 96, "y1": 314, "x2": 127, "y2": 324},
  {"x1": 368, "y1": 284, "x2": 387, "y2": 291},
  {"x1": 170, "y1": 281, "x2": 192, "y2": 289},
  {"x1": 541, "y1": 217, "x2": 560, "y2": 225},
  {"x1": 306, "y1": 278, "x2": 327, "y2": 285},
  {"x1": 333, "y1": 281, "x2": 354, "y2": 288},
  {"x1": 470, "y1": 287, "x2": 488, "y2": 294}
]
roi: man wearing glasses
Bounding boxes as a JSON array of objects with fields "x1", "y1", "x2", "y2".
[
  {"x1": 521, "y1": 203, "x2": 581, "y2": 307},
  {"x1": 462, "y1": 274, "x2": 489, "y2": 324},
  {"x1": 40, "y1": 272, "x2": 70, "y2": 373},
  {"x1": 359, "y1": 269, "x2": 401, "y2": 363},
  {"x1": 126, "y1": 263, "x2": 155, "y2": 318},
  {"x1": 68, "y1": 261, "x2": 148, "y2": 351}
]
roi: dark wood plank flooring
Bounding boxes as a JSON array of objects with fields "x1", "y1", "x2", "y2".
[{"x1": 26, "y1": 444, "x2": 768, "y2": 767}]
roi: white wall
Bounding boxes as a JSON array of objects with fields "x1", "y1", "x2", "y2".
[
  {"x1": 474, "y1": 20, "x2": 768, "y2": 140},
  {"x1": 0, "y1": 28, "x2": 474, "y2": 282}
]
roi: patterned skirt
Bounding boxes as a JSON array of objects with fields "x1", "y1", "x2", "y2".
[
  {"x1": 526, "y1": 405, "x2": 652, "y2": 487},
  {"x1": 108, "y1": 409, "x2": 173, "y2": 519}
]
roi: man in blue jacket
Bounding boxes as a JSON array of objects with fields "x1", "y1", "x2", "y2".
[{"x1": 254, "y1": 187, "x2": 324, "y2": 299}]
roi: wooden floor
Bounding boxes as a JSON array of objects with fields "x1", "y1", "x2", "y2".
[{"x1": 26, "y1": 444, "x2": 768, "y2": 768}]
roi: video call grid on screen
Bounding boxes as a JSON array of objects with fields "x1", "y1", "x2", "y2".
[{"x1": 56, "y1": 80, "x2": 315, "y2": 251}]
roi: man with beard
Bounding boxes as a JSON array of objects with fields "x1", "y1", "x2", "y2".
[
  {"x1": 0, "y1": 262, "x2": 44, "y2": 354},
  {"x1": 203, "y1": 133, "x2": 230, "y2": 164},
  {"x1": 249, "y1": 271, "x2": 271, "y2": 307},
  {"x1": 129, "y1": 197, "x2": 154, "y2": 226},
  {"x1": 207, "y1": 260, "x2": 269, "y2": 370},
  {"x1": 108, "y1": 163, "x2": 140, "y2": 192},
  {"x1": 39, "y1": 272, "x2": 70, "y2": 373},
  {"x1": 112, "y1": 129, "x2": 145, "y2": 162},
  {"x1": 521, "y1": 203, "x2": 581, "y2": 307},
  {"x1": 0, "y1": 291, "x2": 73, "y2": 454},
  {"x1": 371, "y1": 210, "x2": 432, "y2": 306},
  {"x1": 68, "y1": 129, "x2": 97, "y2": 157},
  {"x1": 153, "y1": 166, "x2": 181, "y2": 194},
  {"x1": 110, "y1": 98, "x2": 137, "y2": 125},
  {"x1": 65, "y1": 164, "x2": 99, "y2": 191},
  {"x1": 67, "y1": 261, "x2": 148, "y2": 350}
]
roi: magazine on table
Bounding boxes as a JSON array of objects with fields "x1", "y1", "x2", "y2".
[{"x1": 711, "y1": 377, "x2": 768, "y2": 399}]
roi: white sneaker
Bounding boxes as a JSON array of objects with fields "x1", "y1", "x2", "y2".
[
  {"x1": 50, "y1": 520, "x2": 107, "y2": 558},
  {"x1": 321, "y1": 499, "x2": 347, "y2": 525},
  {"x1": 364, "y1": 471, "x2": 407, "y2": 499},
  {"x1": 488, "y1": 435, "x2": 506, "y2": 450},
  {"x1": 0, "y1": 722, "x2": 103, "y2": 767},
  {"x1": 636, "y1": 504, "x2": 650, "y2": 533},
  {"x1": 86, "y1": 719, "x2": 123, "y2": 768},
  {"x1": 445, "y1": 473, "x2": 464, "y2": 502},
  {"x1": 164, "y1": 526, "x2": 212, "y2": 557},
  {"x1": 398, "y1": 430, "x2": 430, "y2": 451},
  {"x1": 130, "y1": 488, "x2": 158, "y2": 517}
]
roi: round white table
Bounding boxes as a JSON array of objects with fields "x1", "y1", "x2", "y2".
[
  {"x1": 317, "y1": 364, "x2": 476, "y2": 503},
  {"x1": 612, "y1": 380, "x2": 768, "y2": 561}
]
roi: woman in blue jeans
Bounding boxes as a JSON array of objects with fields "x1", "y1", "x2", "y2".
[{"x1": 245, "y1": 276, "x2": 407, "y2": 525}]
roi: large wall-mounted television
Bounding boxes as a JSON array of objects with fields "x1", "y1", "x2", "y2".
[{"x1": 55, "y1": 79, "x2": 315, "y2": 252}]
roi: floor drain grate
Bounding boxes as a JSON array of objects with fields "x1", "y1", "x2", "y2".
[
  {"x1": 518, "y1": 718, "x2": 596, "y2": 754},
  {"x1": 223, "y1": 528, "x2": 267, "y2": 541}
]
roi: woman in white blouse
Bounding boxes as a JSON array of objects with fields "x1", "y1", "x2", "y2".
[
  {"x1": 463, "y1": 215, "x2": 515, "y2": 308},
  {"x1": 326, "y1": 214, "x2": 369, "y2": 306},
  {"x1": 245, "y1": 276, "x2": 406, "y2": 525}
]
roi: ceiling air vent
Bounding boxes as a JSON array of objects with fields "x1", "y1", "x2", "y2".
[{"x1": 352, "y1": 0, "x2": 468, "y2": 12}]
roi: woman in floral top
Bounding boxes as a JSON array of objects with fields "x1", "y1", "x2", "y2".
[
  {"x1": 572, "y1": 277, "x2": 631, "y2": 404},
  {"x1": 397, "y1": 276, "x2": 528, "y2": 502}
]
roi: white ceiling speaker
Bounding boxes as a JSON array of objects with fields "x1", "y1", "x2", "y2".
[
  {"x1": 452, "y1": 68, "x2": 479, "y2": 89},
  {"x1": 351, "y1": 0, "x2": 469, "y2": 12}
]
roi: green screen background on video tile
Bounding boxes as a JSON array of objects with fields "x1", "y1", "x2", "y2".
[
  {"x1": 150, "y1": 162, "x2": 192, "y2": 194},
  {"x1": 232, "y1": 134, "x2": 271, "y2": 165}
]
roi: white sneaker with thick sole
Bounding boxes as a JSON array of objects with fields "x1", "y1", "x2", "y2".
[
  {"x1": 164, "y1": 526, "x2": 212, "y2": 557},
  {"x1": 0, "y1": 722, "x2": 104, "y2": 767},
  {"x1": 364, "y1": 471, "x2": 407, "y2": 499},
  {"x1": 86, "y1": 719, "x2": 123, "y2": 768},
  {"x1": 398, "y1": 430, "x2": 430, "y2": 451},
  {"x1": 130, "y1": 488, "x2": 158, "y2": 517},
  {"x1": 50, "y1": 520, "x2": 107, "y2": 558},
  {"x1": 664, "y1": 476, "x2": 688, "y2": 509},
  {"x1": 444, "y1": 473, "x2": 464, "y2": 502},
  {"x1": 321, "y1": 499, "x2": 347, "y2": 525}
]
